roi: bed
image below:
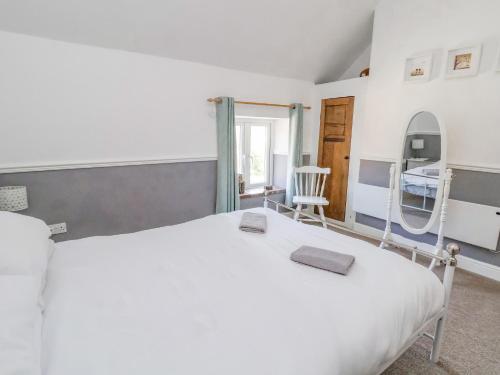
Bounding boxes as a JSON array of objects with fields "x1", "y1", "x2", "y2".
[
  {"x1": 38, "y1": 206, "x2": 456, "y2": 375},
  {"x1": 401, "y1": 161, "x2": 440, "y2": 198},
  {"x1": 400, "y1": 161, "x2": 440, "y2": 212}
]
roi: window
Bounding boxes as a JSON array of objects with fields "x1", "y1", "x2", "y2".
[{"x1": 235, "y1": 119, "x2": 272, "y2": 189}]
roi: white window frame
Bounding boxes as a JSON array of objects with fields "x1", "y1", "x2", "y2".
[{"x1": 235, "y1": 118, "x2": 273, "y2": 189}]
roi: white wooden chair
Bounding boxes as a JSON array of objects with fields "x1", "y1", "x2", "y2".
[{"x1": 292, "y1": 166, "x2": 331, "y2": 228}]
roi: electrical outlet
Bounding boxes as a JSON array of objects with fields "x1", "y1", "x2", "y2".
[{"x1": 49, "y1": 222, "x2": 67, "y2": 235}]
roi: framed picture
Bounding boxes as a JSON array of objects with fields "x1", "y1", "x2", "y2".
[
  {"x1": 446, "y1": 45, "x2": 482, "y2": 78},
  {"x1": 404, "y1": 55, "x2": 433, "y2": 82}
]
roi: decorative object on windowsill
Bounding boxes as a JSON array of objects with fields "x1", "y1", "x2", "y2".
[
  {"x1": 264, "y1": 185, "x2": 273, "y2": 191},
  {"x1": 238, "y1": 174, "x2": 245, "y2": 195},
  {"x1": 404, "y1": 54, "x2": 433, "y2": 82},
  {"x1": 445, "y1": 45, "x2": 482, "y2": 78},
  {"x1": 0, "y1": 186, "x2": 28, "y2": 212},
  {"x1": 411, "y1": 139, "x2": 425, "y2": 158},
  {"x1": 359, "y1": 68, "x2": 369, "y2": 77}
]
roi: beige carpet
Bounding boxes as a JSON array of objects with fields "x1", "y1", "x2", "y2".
[{"x1": 321, "y1": 224, "x2": 500, "y2": 374}]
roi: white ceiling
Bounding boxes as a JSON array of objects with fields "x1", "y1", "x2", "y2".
[{"x1": 0, "y1": 0, "x2": 377, "y2": 83}]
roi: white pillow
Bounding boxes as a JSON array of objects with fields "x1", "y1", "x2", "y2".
[
  {"x1": 0, "y1": 213, "x2": 51, "y2": 375},
  {"x1": 0, "y1": 211, "x2": 51, "y2": 276},
  {"x1": 0, "y1": 275, "x2": 42, "y2": 375}
]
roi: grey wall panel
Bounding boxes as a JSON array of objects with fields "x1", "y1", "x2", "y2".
[
  {"x1": 450, "y1": 169, "x2": 500, "y2": 207},
  {"x1": 358, "y1": 160, "x2": 391, "y2": 188},
  {"x1": 0, "y1": 153, "x2": 308, "y2": 242},
  {"x1": 403, "y1": 134, "x2": 441, "y2": 160},
  {"x1": 358, "y1": 159, "x2": 500, "y2": 207},
  {"x1": 0, "y1": 161, "x2": 217, "y2": 241}
]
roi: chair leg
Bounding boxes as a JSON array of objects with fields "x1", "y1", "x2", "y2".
[
  {"x1": 318, "y1": 206, "x2": 327, "y2": 229},
  {"x1": 293, "y1": 204, "x2": 302, "y2": 221}
]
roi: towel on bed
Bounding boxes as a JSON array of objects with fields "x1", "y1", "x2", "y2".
[
  {"x1": 290, "y1": 246, "x2": 355, "y2": 275},
  {"x1": 239, "y1": 212, "x2": 267, "y2": 233}
]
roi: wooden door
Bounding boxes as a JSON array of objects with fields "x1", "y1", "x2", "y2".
[{"x1": 317, "y1": 97, "x2": 354, "y2": 222}]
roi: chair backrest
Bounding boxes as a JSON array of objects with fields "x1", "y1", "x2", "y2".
[{"x1": 294, "y1": 166, "x2": 331, "y2": 197}]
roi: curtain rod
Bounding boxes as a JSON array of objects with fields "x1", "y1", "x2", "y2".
[{"x1": 207, "y1": 98, "x2": 311, "y2": 110}]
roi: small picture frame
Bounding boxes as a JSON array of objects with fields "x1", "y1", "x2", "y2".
[
  {"x1": 404, "y1": 55, "x2": 433, "y2": 82},
  {"x1": 445, "y1": 45, "x2": 482, "y2": 78}
]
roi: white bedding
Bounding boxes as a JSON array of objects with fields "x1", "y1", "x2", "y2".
[{"x1": 42, "y1": 208, "x2": 444, "y2": 375}]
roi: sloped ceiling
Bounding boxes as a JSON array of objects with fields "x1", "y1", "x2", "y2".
[{"x1": 0, "y1": 0, "x2": 377, "y2": 83}]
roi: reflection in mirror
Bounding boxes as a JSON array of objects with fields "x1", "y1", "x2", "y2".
[{"x1": 400, "y1": 111, "x2": 441, "y2": 230}]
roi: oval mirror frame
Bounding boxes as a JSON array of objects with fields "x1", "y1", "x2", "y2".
[{"x1": 396, "y1": 109, "x2": 447, "y2": 235}]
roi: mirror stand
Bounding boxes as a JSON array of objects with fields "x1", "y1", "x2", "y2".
[
  {"x1": 429, "y1": 168, "x2": 453, "y2": 269},
  {"x1": 380, "y1": 164, "x2": 396, "y2": 249},
  {"x1": 380, "y1": 165, "x2": 454, "y2": 270}
]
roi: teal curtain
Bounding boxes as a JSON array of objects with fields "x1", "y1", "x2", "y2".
[
  {"x1": 285, "y1": 103, "x2": 304, "y2": 207},
  {"x1": 216, "y1": 97, "x2": 240, "y2": 213}
]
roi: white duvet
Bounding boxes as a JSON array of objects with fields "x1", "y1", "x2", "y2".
[{"x1": 42, "y1": 208, "x2": 444, "y2": 375}]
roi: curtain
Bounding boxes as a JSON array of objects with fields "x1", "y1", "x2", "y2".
[
  {"x1": 216, "y1": 97, "x2": 240, "y2": 213},
  {"x1": 285, "y1": 103, "x2": 304, "y2": 206}
]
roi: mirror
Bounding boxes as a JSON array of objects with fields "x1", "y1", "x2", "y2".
[{"x1": 399, "y1": 111, "x2": 444, "y2": 233}]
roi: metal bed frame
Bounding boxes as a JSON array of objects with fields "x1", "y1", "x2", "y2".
[
  {"x1": 400, "y1": 171, "x2": 439, "y2": 213},
  {"x1": 263, "y1": 195, "x2": 459, "y2": 371}
]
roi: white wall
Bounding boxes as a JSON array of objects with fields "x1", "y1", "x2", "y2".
[
  {"x1": 338, "y1": 45, "x2": 371, "y2": 81},
  {"x1": 290, "y1": 0, "x2": 500, "y2": 230},
  {"x1": 272, "y1": 118, "x2": 290, "y2": 155},
  {"x1": 311, "y1": 77, "x2": 369, "y2": 226},
  {"x1": 0, "y1": 31, "x2": 314, "y2": 170},
  {"x1": 362, "y1": 0, "x2": 500, "y2": 170}
]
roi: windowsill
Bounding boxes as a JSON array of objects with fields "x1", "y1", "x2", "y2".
[{"x1": 240, "y1": 186, "x2": 285, "y2": 199}]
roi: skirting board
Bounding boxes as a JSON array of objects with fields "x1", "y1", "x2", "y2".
[{"x1": 353, "y1": 222, "x2": 500, "y2": 282}]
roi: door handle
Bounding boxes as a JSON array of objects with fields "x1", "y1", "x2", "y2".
[{"x1": 344, "y1": 156, "x2": 350, "y2": 160}]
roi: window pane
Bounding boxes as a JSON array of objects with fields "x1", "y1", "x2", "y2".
[
  {"x1": 235, "y1": 125, "x2": 242, "y2": 174},
  {"x1": 249, "y1": 125, "x2": 267, "y2": 185}
]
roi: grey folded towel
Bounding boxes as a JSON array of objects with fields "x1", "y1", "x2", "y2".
[
  {"x1": 239, "y1": 212, "x2": 267, "y2": 233},
  {"x1": 290, "y1": 246, "x2": 355, "y2": 275}
]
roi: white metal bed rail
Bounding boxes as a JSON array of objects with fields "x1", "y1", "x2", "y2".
[
  {"x1": 262, "y1": 194, "x2": 459, "y2": 365},
  {"x1": 263, "y1": 196, "x2": 450, "y2": 263}
]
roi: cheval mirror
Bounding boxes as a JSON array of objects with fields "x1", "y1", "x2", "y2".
[{"x1": 380, "y1": 110, "x2": 453, "y2": 269}]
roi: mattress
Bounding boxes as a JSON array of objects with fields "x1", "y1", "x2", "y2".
[{"x1": 42, "y1": 208, "x2": 445, "y2": 375}]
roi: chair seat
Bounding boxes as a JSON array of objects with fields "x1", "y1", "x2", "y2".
[{"x1": 293, "y1": 196, "x2": 329, "y2": 205}]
